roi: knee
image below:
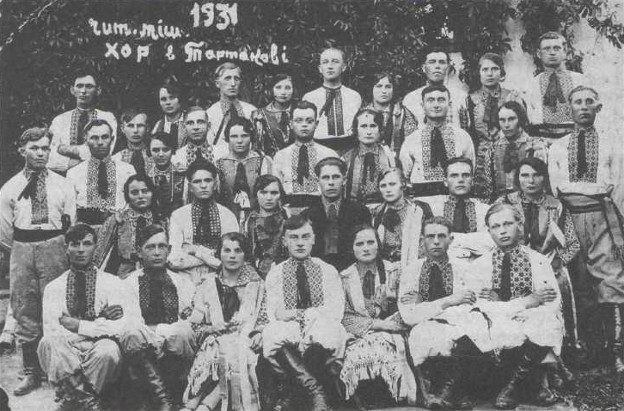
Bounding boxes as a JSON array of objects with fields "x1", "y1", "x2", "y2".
[
  {"x1": 119, "y1": 326, "x2": 150, "y2": 352},
  {"x1": 93, "y1": 339, "x2": 122, "y2": 364}
]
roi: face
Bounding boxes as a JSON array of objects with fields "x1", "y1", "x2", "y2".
[
  {"x1": 445, "y1": 162, "x2": 473, "y2": 197},
  {"x1": 127, "y1": 180, "x2": 153, "y2": 211},
  {"x1": 356, "y1": 113, "x2": 381, "y2": 145},
  {"x1": 283, "y1": 223, "x2": 315, "y2": 260},
  {"x1": 159, "y1": 88, "x2": 182, "y2": 115},
  {"x1": 498, "y1": 107, "x2": 522, "y2": 137},
  {"x1": 518, "y1": 164, "x2": 545, "y2": 196},
  {"x1": 318, "y1": 49, "x2": 345, "y2": 82},
  {"x1": 570, "y1": 90, "x2": 601, "y2": 127},
  {"x1": 487, "y1": 208, "x2": 521, "y2": 249},
  {"x1": 273, "y1": 78, "x2": 294, "y2": 105},
  {"x1": 139, "y1": 232, "x2": 170, "y2": 269},
  {"x1": 123, "y1": 113, "x2": 148, "y2": 145},
  {"x1": 378, "y1": 171, "x2": 403, "y2": 204},
  {"x1": 228, "y1": 125, "x2": 252, "y2": 156},
  {"x1": 423, "y1": 52, "x2": 450, "y2": 83},
  {"x1": 423, "y1": 223, "x2": 452, "y2": 259},
  {"x1": 189, "y1": 169, "x2": 216, "y2": 200},
  {"x1": 423, "y1": 90, "x2": 449, "y2": 120},
  {"x1": 291, "y1": 108, "x2": 317, "y2": 141},
  {"x1": 257, "y1": 181, "x2": 281, "y2": 212},
  {"x1": 71, "y1": 75, "x2": 99, "y2": 108},
  {"x1": 352, "y1": 229, "x2": 378, "y2": 264},
  {"x1": 372, "y1": 76, "x2": 394, "y2": 105},
  {"x1": 86, "y1": 124, "x2": 113, "y2": 159},
  {"x1": 318, "y1": 165, "x2": 344, "y2": 200},
  {"x1": 538, "y1": 38, "x2": 566, "y2": 68},
  {"x1": 149, "y1": 139, "x2": 173, "y2": 167},
  {"x1": 185, "y1": 110, "x2": 209, "y2": 143},
  {"x1": 479, "y1": 59, "x2": 502, "y2": 88},
  {"x1": 220, "y1": 239, "x2": 246, "y2": 272},
  {"x1": 216, "y1": 68, "x2": 242, "y2": 98},
  {"x1": 21, "y1": 136, "x2": 51, "y2": 171},
  {"x1": 67, "y1": 233, "x2": 96, "y2": 269}
]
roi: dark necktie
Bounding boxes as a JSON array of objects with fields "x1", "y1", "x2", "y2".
[
  {"x1": 452, "y1": 198, "x2": 469, "y2": 233},
  {"x1": 278, "y1": 111, "x2": 290, "y2": 136},
  {"x1": 383, "y1": 107, "x2": 394, "y2": 146},
  {"x1": 499, "y1": 252, "x2": 512, "y2": 302},
  {"x1": 577, "y1": 129, "x2": 587, "y2": 178},
  {"x1": 503, "y1": 140, "x2": 519, "y2": 173},
  {"x1": 297, "y1": 144, "x2": 310, "y2": 185},
  {"x1": 543, "y1": 71, "x2": 565, "y2": 108},
  {"x1": 169, "y1": 122, "x2": 179, "y2": 150},
  {"x1": 325, "y1": 203, "x2": 339, "y2": 255},
  {"x1": 428, "y1": 264, "x2": 446, "y2": 301},
  {"x1": 362, "y1": 152, "x2": 376, "y2": 183},
  {"x1": 18, "y1": 172, "x2": 39, "y2": 201},
  {"x1": 524, "y1": 203, "x2": 541, "y2": 250},
  {"x1": 195, "y1": 147, "x2": 205, "y2": 163},
  {"x1": 296, "y1": 262, "x2": 312, "y2": 309},
  {"x1": 135, "y1": 216, "x2": 147, "y2": 250},
  {"x1": 233, "y1": 161, "x2": 250, "y2": 194},
  {"x1": 76, "y1": 110, "x2": 90, "y2": 145},
  {"x1": 430, "y1": 127, "x2": 447, "y2": 169},
  {"x1": 98, "y1": 160, "x2": 109, "y2": 198},
  {"x1": 382, "y1": 207, "x2": 401, "y2": 232},
  {"x1": 130, "y1": 150, "x2": 145, "y2": 175},
  {"x1": 362, "y1": 270, "x2": 375, "y2": 299},
  {"x1": 484, "y1": 94, "x2": 499, "y2": 130},
  {"x1": 216, "y1": 277, "x2": 240, "y2": 322},
  {"x1": 74, "y1": 270, "x2": 87, "y2": 319}
]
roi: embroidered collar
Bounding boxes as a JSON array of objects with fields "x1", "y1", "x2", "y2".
[
  {"x1": 573, "y1": 125, "x2": 597, "y2": 134},
  {"x1": 480, "y1": 86, "x2": 501, "y2": 99},
  {"x1": 543, "y1": 66, "x2": 566, "y2": 75},
  {"x1": 23, "y1": 167, "x2": 47, "y2": 179},
  {"x1": 125, "y1": 208, "x2": 152, "y2": 219},
  {"x1": 90, "y1": 156, "x2": 113, "y2": 166},
  {"x1": 267, "y1": 102, "x2": 291, "y2": 113},
  {"x1": 223, "y1": 150, "x2": 260, "y2": 162},
  {"x1": 218, "y1": 264, "x2": 260, "y2": 287},
  {"x1": 295, "y1": 140, "x2": 314, "y2": 148},
  {"x1": 495, "y1": 244, "x2": 523, "y2": 257},
  {"x1": 424, "y1": 256, "x2": 450, "y2": 269},
  {"x1": 446, "y1": 194, "x2": 471, "y2": 205},
  {"x1": 519, "y1": 191, "x2": 545, "y2": 205},
  {"x1": 358, "y1": 143, "x2": 379, "y2": 155},
  {"x1": 70, "y1": 264, "x2": 97, "y2": 276},
  {"x1": 424, "y1": 121, "x2": 450, "y2": 134},
  {"x1": 188, "y1": 140, "x2": 210, "y2": 150},
  {"x1": 355, "y1": 261, "x2": 377, "y2": 276},
  {"x1": 323, "y1": 85, "x2": 342, "y2": 91},
  {"x1": 387, "y1": 197, "x2": 408, "y2": 211},
  {"x1": 153, "y1": 163, "x2": 172, "y2": 175},
  {"x1": 192, "y1": 198, "x2": 216, "y2": 208},
  {"x1": 322, "y1": 197, "x2": 342, "y2": 213},
  {"x1": 127, "y1": 142, "x2": 147, "y2": 152}
]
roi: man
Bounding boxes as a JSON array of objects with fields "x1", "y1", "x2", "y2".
[
  {"x1": 38, "y1": 224, "x2": 138, "y2": 411},
  {"x1": 120, "y1": 224, "x2": 195, "y2": 411},
  {"x1": 549, "y1": 86, "x2": 624, "y2": 372},
  {"x1": 272, "y1": 101, "x2": 338, "y2": 213},
  {"x1": 303, "y1": 47, "x2": 362, "y2": 154},
  {"x1": 0, "y1": 127, "x2": 75, "y2": 395},
  {"x1": 524, "y1": 32, "x2": 587, "y2": 140},
  {"x1": 400, "y1": 85, "x2": 475, "y2": 197},
  {"x1": 112, "y1": 109, "x2": 151, "y2": 175},
  {"x1": 66, "y1": 119, "x2": 136, "y2": 228},
  {"x1": 403, "y1": 48, "x2": 469, "y2": 130},
  {"x1": 473, "y1": 204, "x2": 563, "y2": 409},
  {"x1": 172, "y1": 106, "x2": 220, "y2": 173},
  {"x1": 263, "y1": 215, "x2": 346, "y2": 411},
  {"x1": 302, "y1": 157, "x2": 371, "y2": 271},
  {"x1": 48, "y1": 71, "x2": 117, "y2": 174}
]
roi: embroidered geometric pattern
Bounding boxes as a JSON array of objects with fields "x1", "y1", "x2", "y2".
[
  {"x1": 217, "y1": 156, "x2": 263, "y2": 191},
  {"x1": 419, "y1": 259, "x2": 454, "y2": 302},
  {"x1": 121, "y1": 209, "x2": 153, "y2": 257},
  {"x1": 443, "y1": 196, "x2": 477, "y2": 233},
  {"x1": 23, "y1": 168, "x2": 49, "y2": 225},
  {"x1": 70, "y1": 109, "x2": 96, "y2": 145},
  {"x1": 281, "y1": 258, "x2": 324, "y2": 310},
  {"x1": 86, "y1": 158, "x2": 116, "y2": 210},
  {"x1": 191, "y1": 200, "x2": 222, "y2": 249},
  {"x1": 290, "y1": 143, "x2": 319, "y2": 193},
  {"x1": 567, "y1": 128, "x2": 599, "y2": 183},
  {"x1": 326, "y1": 88, "x2": 344, "y2": 136},
  {"x1": 186, "y1": 143, "x2": 214, "y2": 165},
  {"x1": 539, "y1": 71, "x2": 574, "y2": 123},
  {"x1": 66, "y1": 266, "x2": 98, "y2": 320},
  {"x1": 138, "y1": 270, "x2": 179, "y2": 325},
  {"x1": 491, "y1": 247, "x2": 533, "y2": 299},
  {"x1": 381, "y1": 204, "x2": 409, "y2": 262},
  {"x1": 422, "y1": 124, "x2": 456, "y2": 181}
]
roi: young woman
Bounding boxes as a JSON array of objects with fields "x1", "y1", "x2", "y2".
[
  {"x1": 252, "y1": 74, "x2": 295, "y2": 157},
  {"x1": 93, "y1": 174, "x2": 164, "y2": 276},
  {"x1": 343, "y1": 109, "x2": 396, "y2": 206},
  {"x1": 152, "y1": 83, "x2": 187, "y2": 149},
  {"x1": 146, "y1": 131, "x2": 187, "y2": 218},
  {"x1": 339, "y1": 224, "x2": 415, "y2": 407},
  {"x1": 243, "y1": 174, "x2": 288, "y2": 278},
  {"x1": 183, "y1": 232, "x2": 267, "y2": 411}
]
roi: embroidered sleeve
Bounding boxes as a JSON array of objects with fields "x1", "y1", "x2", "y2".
[
  {"x1": 342, "y1": 301, "x2": 374, "y2": 338},
  {"x1": 253, "y1": 290, "x2": 269, "y2": 333},
  {"x1": 558, "y1": 207, "x2": 580, "y2": 265}
]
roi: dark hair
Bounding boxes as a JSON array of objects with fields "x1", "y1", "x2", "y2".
[
  {"x1": 377, "y1": 167, "x2": 405, "y2": 187},
  {"x1": 217, "y1": 232, "x2": 252, "y2": 261},
  {"x1": 422, "y1": 216, "x2": 453, "y2": 234},
  {"x1": 350, "y1": 224, "x2": 388, "y2": 284},
  {"x1": 123, "y1": 174, "x2": 157, "y2": 209},
  {"x1": 84, "y1": 118, "x2": 113, "y2": 136},
  {"x1": 224, "y1": 117, "x2": 255, "y2": 143},
  {"x1": 352, "y1": 108, "x2": 384, "y2": 140},
  {"x1": 136, "y1": 224, "x2": 168, "y2": 249},
  {"x1": 568, "y1": 85, "x2": 599, "y2": 103},
  {"x1": 271, "y1": 74, "x2": 295, "y2": 97},
  {"x1": 538, "y1": 31, "x2": 566, "y2": 48},
  {"x1": 183, "y1": 106, "x2": 208, "y2": 121},
  {"x1": 444, "y1": 157, "x2": 474, "y2": 176},
  {"x1": 65, "y1": 223, "x2": 98, "y2": 244},
  {"x1": 498, "y1": 101, "x2": 529, "y2": 129},
  {"x1": 292, "y1": 100, "x2": 318, "y2": 119},
  {"x1": 514, "y1": 157, "x2": 551, "y2": 194},
  {"x1": 149, "y1": 131, "x2": 176, "y2": 155},
  {"x1": 121, "y1": 108, "x2": 148, "y2": 125},
  {"x1": 186, "y1": 160, "x2": 218, "y2": 182},
  {"x1": 159, "y1": 83, "x2": 182, "y2": 99},
  {"x1": 479, "y1": 52, "x2": 506, "y2": 80},
  {"x1": 320, "y1": 47, "x2": 346, "y2": 63},
  {"x1": 314, "y1": 157, "x2": 347, "y2": 177},
  {"x1": 283, "y1": 214, "x2": 312, "y2": 232},
  {"x1": 421, "y1": 84, "x2": 450, "y2": 101},
  {"x1": 252, "y1": 174, "x2": 285, "y2": 211},
  {"x1": 73, "y1": 70, "x2": 100, "y2": 86},
  {"x1": 369, "y1": 72, "x2": 400, "y2": 104},
  {"x1": 422, "y1": 48, "x2": 456, "y2": 76},
  {"x1": 485, "y1": 203, "x2": 523, "y2": 227},
  {"x1": 18, "y1": 127, "x2": 52, "y2": 147}
]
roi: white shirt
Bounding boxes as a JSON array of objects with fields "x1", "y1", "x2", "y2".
[
  {"x1": 272, "y1": 142, "x2": 338, "y2": 195},
  {"x1": 169, "y1": 202, "x2": 239, "y2": 252},
  {"x1": 206, "y1": 100, "x2": 257, "y2": 154},
  {"x1": 403, "y1": 83, "x2": 468, "y2": 129},
  {"x1": 302, "y1": 86, "x2": 362, "y2": 140}
]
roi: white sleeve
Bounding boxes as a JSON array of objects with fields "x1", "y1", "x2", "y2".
[{"x1": 0, "y1": 183, "x2": 14, "y2": 251}]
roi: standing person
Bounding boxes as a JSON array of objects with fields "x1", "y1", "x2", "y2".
[
  {"x1": 152, "y1": 83, "x2": 188, "y2": 149},
  {"x1": 303, "y1": 47, "x2": 362, "y2": 154},
  {"x1": 216, "y1": 118, "x2": 272, "y2": 226},
  {"x1": 262, "y1": 215, "x2": 346, "y2": 411},
  {"x1": 253, "y1": 74, "x2": 295, "y2": 157},
  {"x1": 549, "y1": 86, "x2": 624, "y2": 372},
  {"x1": 47, "y1": 71, "x2": 118, "y2": 174},
  {"x1": 0, "y1": 127, "x2": 75, "y2": 395},
  {"x1": 38, "y1": 224, "x2": 138, "y2": 411},
  {"x1": 363, "y1": 73, "x2": 418, "y2": 156},
  {"x1": 67, "y1": 119, "x2": 136, "y2": 229},
  {"x1": 206, "y1": 62, "x2": 257, "y2": 154},
  {"x1": 402, "y1": 48, "x2": 469, "y2": 130},
  {"x1": 272, "y1": 101, "x2": 338, "y2": 214},
  {"x1": 339, "y1": 225, "x2": 416, "y2": 407},
  {"x1": 243, "y1": 175, "x2": 288, "y2": 279},
  {"x1": 112, "y1": 109, "x2": 151, "y2": 175},
  {"x1": 302, "y1": 157, "x2": 371, "y2": 271},
  {"x1": 342, "y1": 109, "x2": 396, "y2": 206},
  {"x1": 146, "y1": 131, "x2": 187, "y2": 218},
  {"x1": 172, "y1": 107, "x2": 217, "y2": 173},
  {"x1": 183, "y1": 233, "x2": 268, "y2": 411},
  {"x1": 400, "y1": 85, "x2": 475, "y2": 198},
  {"x1": 524, "y1": 32, "x2": 587, "y2": 140}
]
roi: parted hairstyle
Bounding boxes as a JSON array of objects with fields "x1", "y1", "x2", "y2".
[
  {"x1": 83, "y1": 118, "x2": 113, "y2": 136},
  {"x1": 498, "y1": 101, "x2": 529, "y2": 129},
  {"x1": 377, "y1": 167, "x2": 406, "y2": 187},
  {"x1": 216, "y1": 232, "x2": 252, "y2": 261},
  {"x1": 123, "y1": 174, "x2": 158, "y2": 211},
  {"x1": 65, "y1": 223, "x2": 98, "y2": 244},
  {"x1": 183, "y1": 106, "x2": 208, "y2": 121},
  {"x1": 121, "y1": 108, "x2": 149, "y2": 125},
  {"x1": 283, "y1": 214, "x2": 312, "y2": 233},
  {"x1": 214, "y1": 62, "x2": 242, "y2": 80},
  {"x1": 252, "y1": 174, "x2": 286, "y2": 211},
  {"x1": 18, "y1": 127, "x2": 52, "y2": 147},
  {"x1": 568, "y1": 85, "x2": 599, "y2": 103},
  {"x1": 136, "y1": 223, "x2": 169, "y2": 249},
  {"x1": 421, "y1": 84, "x2": 450, "y2": 100},
  {"x1": 291, "y1": 100, "x2": 318, "y2": 119},
  {"x1": 224, "y1": 117, "x2": 255, "y2": 143},
  {"x1": 479, "y1": 52, "x2": 506, "y2": 80},
  {"x1": 185, "y1": 159, "x2": 219, "y2": 182},
  {"x1": 422, "y1": 216, "x2": 453, "y2": 235},
  {"x1": 444, "y1": 156, "x2": 474, "y2": 176},
  {"x1": 349, "y1": 224, "x2": 388, "y2": 282},
  {"x1": 538, "y1": 31, "x2": 567, "y2": 48},
  {"x1": 368, "y1": 72, "x2": 401, "y2": 104},
  {"x1": 149, "y1": 131, "x2": 176, "y2": 155},
  {"x1": 352, "y1": 108, "x2": 384, "y2": 140},
  {"x1": 485, "y1": 203, "x2": 523, "y2": 227},
  {"x1": 514, "y1": 157, "x2": 551, "y2": 194},
  {"x1": 314, "y1": 156, "x2": 347, "y2": 177}
]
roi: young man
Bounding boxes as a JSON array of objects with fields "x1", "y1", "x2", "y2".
[
  {"x1": 548, "y1": 86, "x2": 624, "y2": 372},
  {"x1": 66, "y1": 119, "x2": 136, "y2": 228},
  {"x1": 272, "y1": 101, "x2": 338, "y2": 213},
  {"x1": 400, "y1": 85, "x2": 475, "y2": 197},
  {"x1": 172, "y1": 107, "x2": 219, "y2": 173},
  {"x1": 112, "y1": 109, "x2": 151, "y2": 175},
  {"x1": 524, "y1": 32, "x2": 587, "y2": 140},
  {"x1": 303, "y1": 47, "x2": 362, "y2": 154},
  {"x1": 302, "y1": 157, "x2": 371, "y2": 271},
  {"x1": 263, "y1": 215, "x2": 346, "y2": 411},
  {"x1": 38, "y1": 224, "x2": 138, "y2": 411},
  {"x1": 0, "y1": 127, "x2": 76, "y2": 395},
  {"x1": 153, "y1": 83, "x2": 187, "y2": 149},
  {"x1": 120, "y1": 224, "x2": 195, "y2": 411},
  {"x1": 403, "y1": 49, "x2": 469, "y2": 130},
  {"x1": 48, "y1": 71, "x2": 117, "y2": 174}
]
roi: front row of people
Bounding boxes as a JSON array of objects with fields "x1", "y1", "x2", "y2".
[{"x1": 39, "y1": 201, "x2": 564, "y2": 411}]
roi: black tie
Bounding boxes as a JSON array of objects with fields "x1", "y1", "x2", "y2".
[
  {"x1": 130, "y1": 150, "x2": 145, "y2": 175},
  {"x1": 430, "y1": 127, "x2": 447, "y2": 169},
  {"x1": 278, "y1": 111, "x2": 290, "y2": 139},
  {"x1": 382, "y1": 208, "x2": 401, "y2": 232},
  {"x1": 74, "y1": 270, "x2": 87, "y2": 319},
  {"x1": 135, "y1": 216, "x2": 147, "y2": 251},
  {"x1": 98, "y1": 161, "x2": 109, "y2": 198},
  {"x1": 577, "y1": 129, "x2": 587, "y2": 179},
  {"x1": 363, "y1": 270, "x2": 375, "y2": 299},
  {"x1": 195, "y1": 147, "x2": 205, "y2": 163},
  {"x1": 18, "y1": 172, "x2": 39, "y2": 201},
  {"x1": 503, "y1": 140, "x2": 519, "y2": 173},
  {"x1": 233, "y1": 161, "x2": 250, "y2": 194},
  {"x1": 543, "y1": 71, "x2": 565, "y2": 108},
  {"x1": 296, "y1": 262, "x2": 312, "y2": 309},
  {"x1": 297, "y1": 144, "x2": 310, "y2": 185},
  {"x1": 325, "y1": 204, "x2": 339, "y2": 255},
  {"x1": 76, "y1": 110, "x2": 90, "y2": 145},
  {"x1": 428, "y1": 264, "x2": 446, "y2": 301},
  {"x1": 362, "y1": 152, "x2": 376, "y2": 183},
  {"x1": 524, "y1": 203, "x2": 541, "y2": 250},
  {"x1": 453, "y1": 198, "x2": 469, "y2": 233},
  {"x1": 484, "y1": 94, "x2": 499, "y2": 130},
  {"x1": 499, "y1": 253, "x2": 512, "y2": 302},
  {"x1": 169, "y1": 122, "x2": 179, "y2": 150}
]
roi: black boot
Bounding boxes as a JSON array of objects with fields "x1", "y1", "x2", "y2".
[
  {"x1": 414, "y1": 366, "x2": 453, "y2": 410},
  {"x1": 602, "y1": 303, "x2": 624, "y2": 373},
  {"x1": 437, "y1": 359, "x2": 472, "y2": 410},
  {"x1": 13, "y1": 341, "x2": 41, "y2": 396},
  {"x1": 275, "y1": 346, "x2": 332, "y2": 411},
  {"x1": 130, "y1": 351, "x2": 173, "y2": 411}
]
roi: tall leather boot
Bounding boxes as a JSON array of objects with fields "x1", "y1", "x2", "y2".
[
  {"x1": 131, "y1": 351, "x2": 173, "y2": 411},
  {"x1": 437, "y1": 358, "x2": 472, "y2": 410},
  {"x1": 13, "y1": 341, "x2": 41, "y2": 396},
  {"x1": 495, "y1": 343, "x2": 549, "y2": 410},
  {"x1": 274, "y1": 346, "x2": 332, "y2": 411},
  {"x1": 414, "y1": 366, "x2": 452, "y2": 410}
]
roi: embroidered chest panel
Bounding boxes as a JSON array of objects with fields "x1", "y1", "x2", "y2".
[{"x1": 281, "y1": 260, "x2": 324, "y2": 310}]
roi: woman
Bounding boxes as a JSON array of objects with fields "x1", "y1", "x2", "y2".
[
  {"x1": 243, "y1": 175, "x2": 288, "y2": 279},
  {"x1": 216, "y1": 118, "x2": 272, "y2": 226},
  {"x1": 343, "y1": 109, "x2": 396, "y2": 206},
  {"x1": 146, "y1": 131, "x2": 187, "y2": 218},
  {"x1": 364, "y1": 73, "x2": 418, "y2": 156},
  {"x1": 93, "y1": 174, "x2": 163, "y2": 276},
  {"x1": 340, "y1": 224, "x2": 416, "y2": 407},
  {"x1": 183, "y1": 232, "x2": 267, "y2": 411},
  {"x1": 252, "y1": 74, "x2": 295, "y2": 157},
  {"x1": 152, "y1": 83, "x2": 187, "y2": 149}
]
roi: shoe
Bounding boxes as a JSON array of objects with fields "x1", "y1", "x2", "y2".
[
  {"x1": 535, "y1": 386, "x2": 558, "y2": 406},
  {"x1": 495, "y1": 343, "x2": 548, "y2": 410},
  {"x1": 13, "y1": 373, "x2": 40, "y2": 396},
  {"x1": 437, "y1": 359, "x2": 472, "y2": 410},
  {"x1": 130, "y1": 351, "x2": 173, "y2": 411},
  {"x1": 414, "y1": 366, "x2": 453, "y2": 410},
  {"x1": 14, "y1": 341, "x2": 42, "y2": 396}
]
